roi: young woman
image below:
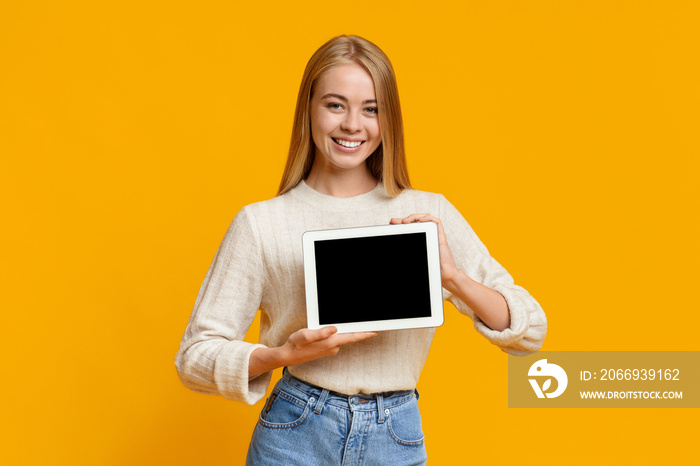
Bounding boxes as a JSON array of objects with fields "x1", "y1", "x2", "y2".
[{"x1": 175, "y1": 35, "x2": 547, "y2": 465}]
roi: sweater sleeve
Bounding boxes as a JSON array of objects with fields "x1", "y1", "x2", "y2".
[
  {"x1": 174, "y1": 206, "x2": 271, "y2": 405},
  {"x1": 438, "y1": 195, "x2": 547, "y2": 355}
]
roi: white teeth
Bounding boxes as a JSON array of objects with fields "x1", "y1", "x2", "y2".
[{"x1": 334, "y1": 138, "x2": 363, "y2": 148}]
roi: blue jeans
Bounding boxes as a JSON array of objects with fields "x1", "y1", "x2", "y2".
[{"x1": 246, "y1": 369, "x2": 427, "y2": 465}]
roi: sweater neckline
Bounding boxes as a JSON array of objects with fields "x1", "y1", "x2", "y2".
[{"x1": 289, "y1": 179, "x2": 390, "y2": 211}]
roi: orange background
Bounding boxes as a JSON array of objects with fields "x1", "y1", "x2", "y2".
[{"x1": 1, "y1": 1, "x2": 698, "y2": 464}]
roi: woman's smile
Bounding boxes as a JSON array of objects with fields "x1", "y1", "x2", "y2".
[{"x1": 332, "y1": 137, "x2": 365, "y2": 151}]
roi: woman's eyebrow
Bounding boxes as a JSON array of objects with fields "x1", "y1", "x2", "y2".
[{"x1": 320, "y1": 93, "x2": 377, "y2": 104}]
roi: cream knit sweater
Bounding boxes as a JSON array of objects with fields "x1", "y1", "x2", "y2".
[{"x1": 175, "y1": 181, "x2": 547, "y2": 405}]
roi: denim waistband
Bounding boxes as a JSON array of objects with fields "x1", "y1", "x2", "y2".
[{"x1": 280, "y1": 368, "x2": 417, "y2": 419}]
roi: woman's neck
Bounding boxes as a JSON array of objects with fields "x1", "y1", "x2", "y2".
[{"x1": 305, "y1": 164, "x2": 378, "y2": 198}]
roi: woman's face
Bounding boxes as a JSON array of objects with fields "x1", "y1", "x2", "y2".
[{"x1": 309, "y1": 63, "x2": 381, "y2": 175}]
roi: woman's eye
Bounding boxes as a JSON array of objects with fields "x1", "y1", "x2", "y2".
[
  {"x1": 327, "y1": 103, "x2": 343, "y2": 110},
  {"x1": 365, "y1": 107, "x2": 378, "y2": 115}
]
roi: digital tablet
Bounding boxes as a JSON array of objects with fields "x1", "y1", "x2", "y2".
[{"x1": 302, "y1": 222, "x2": 445, "y2": 333}]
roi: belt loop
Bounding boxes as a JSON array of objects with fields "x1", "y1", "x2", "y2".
[
  {"x1": 376, "y1": 394, "x2": 385, "y2": 424},
  {"x1": 414, "y1": 388, "x2": 420, "y2": 400},
  {"x1": 314, "y1": 389, "x2": 329, "y2": 415}
]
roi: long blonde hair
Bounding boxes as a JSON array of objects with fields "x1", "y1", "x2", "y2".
[{"x1": 277, "y1": 35, "x2": 410, "y2": 198}]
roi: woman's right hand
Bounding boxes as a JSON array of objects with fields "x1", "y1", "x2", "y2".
[{"x1": 248, "y1": 327, "x2": 377, "y2": 378}]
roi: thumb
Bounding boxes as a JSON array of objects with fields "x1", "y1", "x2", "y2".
[{"x1": 319, "y1": 326, "x2": 338, "y2": 339}]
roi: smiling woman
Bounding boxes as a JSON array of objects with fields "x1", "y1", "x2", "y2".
[{"x1": 174, "y1": 34, "x2": 547, "y2": 465}]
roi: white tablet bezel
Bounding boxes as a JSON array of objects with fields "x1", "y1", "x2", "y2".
[{"x1": 302, "y1": 222, "x2": 445, "y2": 333}]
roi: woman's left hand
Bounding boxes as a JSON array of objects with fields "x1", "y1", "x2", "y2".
[
  {"x1": 390, "y1": 214, "x2": 459, "y2": 284},
  {"x1": 391, "y1": 213, "x2": 511, "y2": 331}
]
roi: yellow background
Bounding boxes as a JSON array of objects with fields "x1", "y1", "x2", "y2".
[{"x1": 1, "y1": 1, "x2": 697, "y2": 464}]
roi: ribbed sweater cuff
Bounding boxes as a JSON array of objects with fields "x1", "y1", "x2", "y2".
[{"x1": 214, "y1": 341, "x2": 271, "y2": 405}]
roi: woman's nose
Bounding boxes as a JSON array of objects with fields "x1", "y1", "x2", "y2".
[{"x1": 340, "y1": 110, "x2": 362, "y2": 132}]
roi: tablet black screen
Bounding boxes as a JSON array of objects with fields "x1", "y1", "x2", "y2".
[{"x1": 314, "y1": 232, "x2": 432, "y2": 325}]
